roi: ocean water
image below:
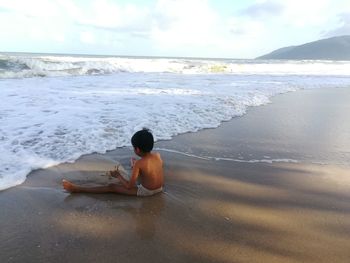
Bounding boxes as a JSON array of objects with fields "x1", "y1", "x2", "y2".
[{"x1": 1, "y1": 53, "x2": 350, "y2": 190}]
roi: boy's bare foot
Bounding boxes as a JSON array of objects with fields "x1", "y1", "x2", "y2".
[{"x1": 62, "y1": 179, "x2": 76, "y2": 193}]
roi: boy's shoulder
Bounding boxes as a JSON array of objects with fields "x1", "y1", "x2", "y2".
[
  {"x1": 153, "y1": 151, "x2": 162, "y2": 161},
  {"x1": 139, "y1": 152, "x2": 162, "y2": 163},
  {"x1": 153, "y1": 151, "x2": 161, "y2": 158},
  {"x1": 139, "y1": 152, "x2": 161, "y2": 161}
]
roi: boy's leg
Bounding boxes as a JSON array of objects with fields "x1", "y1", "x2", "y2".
[{"x1": 62, "y1": 180, "x2": 137, "y2": 195}]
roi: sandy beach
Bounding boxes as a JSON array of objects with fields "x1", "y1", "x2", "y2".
[{"x1": 1, "y1": 87, "x2": 350, "y2": 263}]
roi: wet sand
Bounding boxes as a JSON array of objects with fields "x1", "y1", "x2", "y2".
[{"x1": 1, "y1": 87, "x2": 350, "y2": 263}]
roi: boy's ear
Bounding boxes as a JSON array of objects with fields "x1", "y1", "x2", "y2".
[{"x1": 135, "y1": 147, "x2": 141, "y2": 154}]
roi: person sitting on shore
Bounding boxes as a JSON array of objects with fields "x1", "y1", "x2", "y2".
[{"x1": 62, "y1": 129, "x2": 164, "y2": 197}]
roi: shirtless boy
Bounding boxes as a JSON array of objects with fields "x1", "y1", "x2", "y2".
[{"x1": 62, "y1": 129, "x2": 163, "y2": 197}]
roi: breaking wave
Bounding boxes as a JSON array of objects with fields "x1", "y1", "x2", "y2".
[{"x1": 1, "y1": 53, "x2": 350, "y2": 79}]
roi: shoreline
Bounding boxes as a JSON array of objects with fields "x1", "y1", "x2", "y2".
[
  {"x1": 0, "y1": 86, "x2": 296, "y2": 192},
  {"x1": 23, "y1": 85, "x2": 350, "y2": 189},
  {"x1": 156, "y1": 86, "x2": 350, "y2": 167},
  {"x1": 1, "y1": 87, "x2": 350, "y2": 262}
]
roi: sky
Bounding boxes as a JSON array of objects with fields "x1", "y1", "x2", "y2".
[{"x1": 0, "y1": 0, "x2": 349, "y2": 58}]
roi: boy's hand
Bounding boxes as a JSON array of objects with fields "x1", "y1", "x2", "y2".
[
  {"x1": 130, "y1": 157, "x2": 137, "y2": 168},
  {"x1": 108, "y1": 165, "x2": 122, "y2": 178}
]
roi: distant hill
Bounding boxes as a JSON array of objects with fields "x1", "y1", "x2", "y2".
[{"x1": 257, "y1": 35, "x2": 350, "y2": 60}]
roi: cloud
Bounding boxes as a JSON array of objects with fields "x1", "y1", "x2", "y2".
[
  {"x1": 52, "y1": 33, "x2": 65, "y2": 43},
  {"x1": 80, "y1": 31, "x2": 95, "y2": 44},
  {"x1": 1, "y1": 0, "x2": 349, "y2": 58},
  {"x1": 58, "y1": 0, "x2": 249, "y2": 56},
  {"x1": 240, "y1": 1, "x2": 284, "y2": 18},
  {"x1": 0, "y1": 0, "x2": 61, "y2": 18},
  {"x1": 323, "y1": 13, "x2": 350, "y2": 37},
  {"x1": 234, "y1": 0, "x2": 349, "y2": 41},
  {"x1": 239, "y1": 0, "x2": 338, "y2": 27},
  {"x1": 150, "y1": 0, "x2": 224, "y2": 51},
  {"x1": 0, "y1": 6, "x2": 11, "y2": 13},
  {"x1": 228, "y1": 17, "x2": 265, "y2": 37},
  {"x1": 67, "y1": 0, "x2": 151, "y2": 33}
]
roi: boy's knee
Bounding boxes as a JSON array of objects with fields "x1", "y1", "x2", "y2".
[{"x1": 108, "y1": 183, "x2": 125, "y2": 192}]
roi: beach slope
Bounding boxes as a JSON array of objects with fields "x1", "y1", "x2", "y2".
[{"x1": 1, "y1": 87, "x2": 350, "y2": 263}]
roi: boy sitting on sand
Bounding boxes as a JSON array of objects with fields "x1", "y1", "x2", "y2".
[{"x1": 62, "y1": 129, "x2": 163, "y2": 197}]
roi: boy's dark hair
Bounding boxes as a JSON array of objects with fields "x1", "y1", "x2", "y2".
[{"x1": 131, "y1": 128, "x2": 154, "y2": 153}]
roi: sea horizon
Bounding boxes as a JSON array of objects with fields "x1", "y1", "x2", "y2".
[{"x1": 1, "y1": 50, "x2": 251, "y2": 62}]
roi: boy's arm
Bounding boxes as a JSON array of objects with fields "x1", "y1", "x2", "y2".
[{"x1": 117, "y1": 162, "x2": 140, "y2": 189}]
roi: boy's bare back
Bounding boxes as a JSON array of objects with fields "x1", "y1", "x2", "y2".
[{"x1": 132, "y1": 152, "x2": 163, "y2": 190}]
